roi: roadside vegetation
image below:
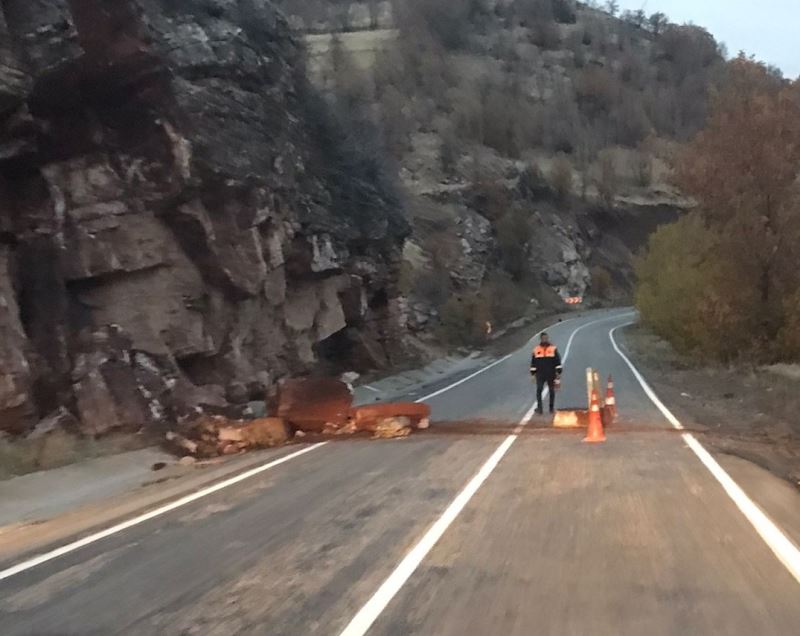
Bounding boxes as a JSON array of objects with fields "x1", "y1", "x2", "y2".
[
  {"x1": 636, "y1": 56, "x2": 800, "y2": 363},
  {"x1": 297, "y1": 0, "x2": 726, "y2": 344}
]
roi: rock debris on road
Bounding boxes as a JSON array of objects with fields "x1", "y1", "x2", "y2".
[{"x1": 1, "y1": 309, "x2": 799, "y2": 636}]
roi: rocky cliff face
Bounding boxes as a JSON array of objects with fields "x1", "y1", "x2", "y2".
[
  {"x1": 0, "y1": 0, "x2": 408, "y2": 436},
  {"x1": 285, "y1": 0, "x2": 701, "y2": 343}
]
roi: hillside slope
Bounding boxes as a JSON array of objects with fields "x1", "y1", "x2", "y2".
[
  {"x1": 279, "y1": 0, "x2": 716, "y2": 341},
  {"x1": 0, "y1": 0, "x2": 723, "y2": 444}
]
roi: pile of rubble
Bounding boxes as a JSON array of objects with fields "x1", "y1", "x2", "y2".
[{"x1": 165, "y1": 378, "x2": 430, "y2": 459}]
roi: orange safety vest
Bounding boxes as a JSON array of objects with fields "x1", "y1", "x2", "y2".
[{"x1": 533, "y1": 345, "x2": 558, "y2": 358}]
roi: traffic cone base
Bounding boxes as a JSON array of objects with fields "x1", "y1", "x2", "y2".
[{"x1": 584, "y1": 388, "x2": 606, "y2": 443}]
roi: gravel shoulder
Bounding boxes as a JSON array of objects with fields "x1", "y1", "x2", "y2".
[{"x1": 621, "y1": 324, "x2": 800, "y2": 491}]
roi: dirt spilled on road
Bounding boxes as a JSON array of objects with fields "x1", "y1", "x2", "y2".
[
  {"x1": 622, "y1": 325, "x2": 800, "y2": 490},
  {"x1": 423, "y1": 420, "x2": 698, "y2": 438}
]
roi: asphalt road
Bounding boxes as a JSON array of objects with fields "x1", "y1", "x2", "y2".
[{"x1": 1, "y1": 308, "x2": 799, "y2": 635}]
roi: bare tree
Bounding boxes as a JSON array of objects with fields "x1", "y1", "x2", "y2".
[
  {"x1": 648, "y1": 12, "x2": 668, "y2": 37},
  {"x1": 596, "y1": 150, "x2": 619, "y2": 209},
  {"x1": 622, "y1": 9, "x2": 646, "y2": 28},
  {"x1": 368, "y1": 0, "x2": 380, "y2": 30},
  {"x1": 550, "y1": 155, "x2": 574, "y2": 201},
  {"x1": 675, "y1": 56, "x2": 800, "y2": 349},
  {"x1": 629, "y1": 149, "x2": 653, "y2": 188}
]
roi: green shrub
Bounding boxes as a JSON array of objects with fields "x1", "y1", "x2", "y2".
[
  {"x1": 495, "y1": 208, "x2": 533, "y2": 281},
  {"x1": 518, "y1": 163, "x2": 552, "y2": 200},
  {"x1": 482, "y1": 272, "x2": 531, "y2": 324},
  {"x1": 413, "y1": 264, "x2": 452, "y2": 307},
  {"x1": 635, "y1": 213, "x2": 760, "y2": 362},
  {"x1": 439, "y1": 295, "x2": 491, "y2": 346},
  {"x1": 472, "y1": 178, "x2": 512, "y2": 223}
]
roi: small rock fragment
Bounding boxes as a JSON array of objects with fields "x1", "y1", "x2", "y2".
[
  {"x1": 218, "y1": 426, "x2": 245, "y2": 443},
  {"x1": 335, "y1": 420, "x2": 359, "y2": 435},
  {"x1": 219, "y1": 418, "x2": 290, "y2": 448},
  {"x1": 372, "y1": 416, "x2": 412, "y2": 439},
  {"x1": 166, "y1": 431, "x2": 199, "y2": 455},
  {"x1": 322, "y1": 422, "x2": 340, "y2": 435}
]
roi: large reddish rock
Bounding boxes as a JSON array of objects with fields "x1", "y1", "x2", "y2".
[{"x1": 275, "y1": 378, "x2": 353, "y2": 432}]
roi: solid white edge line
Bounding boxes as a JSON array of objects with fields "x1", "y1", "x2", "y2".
[
  {"x1": 563, "y1": 311, "x2": 635, "y2": 361},
  {"x1": 414, "y1": 354, "x2": 513, "y2": 403},
  {"x1": 339, "y1": 312, "x2": 622, "y2": 636},
  {"x1": 339, "y1": 402, "x2": 538, "y2": 636},
  {"x1": 0, "y1": 442, "x2": 329, "y2": 583},
  {"x1": 609, "y1": 322, "x2": 800, "y2": 585}
]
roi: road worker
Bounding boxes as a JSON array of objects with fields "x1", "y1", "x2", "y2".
[{"x1": 530, "y1": 331, "x2": 563, "y2": 415}]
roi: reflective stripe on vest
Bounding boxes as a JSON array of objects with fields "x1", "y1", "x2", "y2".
[{"x1": 533, "y1": 345, "x2": 558, "y2": 358}]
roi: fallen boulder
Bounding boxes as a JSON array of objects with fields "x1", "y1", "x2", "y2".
[
  {"x1": 162, "y1": 378, "x2": 431, "y2": 457},
  {"x1": 168, "y1": 415, "x2": 291, "y2": 458},
  {"x1": 276, "y1": 377, "x2": 353, "y2": 432}
]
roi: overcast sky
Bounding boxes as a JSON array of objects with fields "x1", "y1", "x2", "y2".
[{"x1": 615, "y1": 0, "x2": 799, "y2": 79}]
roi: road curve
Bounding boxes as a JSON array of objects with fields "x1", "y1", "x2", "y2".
[{"x1": 1, "y1": 308, "x2": 799, "y2": 635}]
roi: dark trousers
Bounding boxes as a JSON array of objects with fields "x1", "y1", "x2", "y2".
[{"x1": 536, "y1": 375, "x2": 556, "y2": 412}]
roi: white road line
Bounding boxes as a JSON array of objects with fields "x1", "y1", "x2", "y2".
[
  {"x1": 414, "y1": 312, "x2": 628, "y2": 405},
  {"x1": 609, "y1": 322, "x2": 800, "y2": 586},
  {"x1": 0, "y1": 442, "x2": 328, "y2": 583},
  {"x1": 562, "y1": 311, "x2": 635, "y2": 361},
  {"x1": 414, "y1": 354, "x2": 513, "y2": 403},
  {"x1": 339, "y1": 314, "x2": 606, "y2": 636},
  {"x1": 362, "y1": 385, "x2": 382, "y2": 393},
  {"x1": 339, "y1": 402, "x2": 539, "y2": 636},
  {"x1": 0, "y1": 312, "x2": 613, "y2": 585}
]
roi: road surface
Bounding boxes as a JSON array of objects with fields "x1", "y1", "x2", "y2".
[{"x1": 1, "y1": 308, "x2": 799, "y2": 635}]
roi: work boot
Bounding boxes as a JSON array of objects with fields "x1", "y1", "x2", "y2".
[
  {"x1": 535, "y1": 407, "x2": 543, "y2": 415},
  {"x1": 549, "y1": 407, "x2": 555, "y2": 414}
]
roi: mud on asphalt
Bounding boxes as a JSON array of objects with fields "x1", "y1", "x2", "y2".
[{"x1": 621, "y1": 325, "x2": 800, "y2": 490}]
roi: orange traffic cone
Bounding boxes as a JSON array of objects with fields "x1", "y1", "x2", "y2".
[
  {"x1": 584, "y1": 388, "x2": 606, "y2": 443},
  {"x1": 605, "y1": 375, "x2": 617, "y2": 421}
]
